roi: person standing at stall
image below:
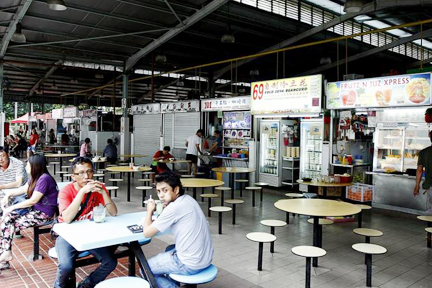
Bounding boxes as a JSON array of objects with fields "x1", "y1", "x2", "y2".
[
  {"x1": 414, "y1": 131, "x2": 432, "y2": 213},
  {"x1": 185, "y1": 129, "x2": 203, "y2": 176},
  {"x1": 49, "y1": 129, "x2": 56, "y2": 145},
  {"x1": 27, "y1": 129, "x2": 39, "y2": 157},
  {"x1": 103, "y1": 139, "x2": 118, "y2": 164},
  {"x1": 80, "y1": 138, "x2": 91, "y2": 157}
]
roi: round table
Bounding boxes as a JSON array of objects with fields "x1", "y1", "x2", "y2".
[
  {"x1": 297, "y1": 180, "x2": 353, "y2": 198},
  {"x1": 181, "y1": 178, "x2": 224, "y2": 200},
  {"x1": 211, "y1": 167, "x2": 255, "y2": 199},
  {"x1": 45, "y1": 145, "x2": 79, "y2": 153},
  {"x1": 106, "y1": 166, "x2": 152, "y2": 202},
  {"x1": 275, "y1": 198, "x2": 361, "y2": 267},
  {"x1": 92, "y1": 159, "x2": 107, "y2": 171},
  {"x1": 45, "y1": 153, "x2": 77, "y2": 172}
]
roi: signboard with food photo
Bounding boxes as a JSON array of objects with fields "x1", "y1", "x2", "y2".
[{"x1": 327, "y1": 73, "x2": 431, "y2": 109}]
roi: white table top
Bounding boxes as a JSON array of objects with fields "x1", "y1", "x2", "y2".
[
  {"x1": 274, "y1": 199, "x2": 361, "y2": 217},
  {"x1": 53, "y1": 212, "x2": 150, "y2": 251}
]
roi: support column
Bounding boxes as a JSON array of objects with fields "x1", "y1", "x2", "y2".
[
  {"x1": 120, "y1": 74, "x2": 131, "y2": 161},
  {"x1": 0, "y1": 63, "x2": 4, "y2": 145}
]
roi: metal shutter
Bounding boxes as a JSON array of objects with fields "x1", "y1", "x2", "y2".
[
  {"x1": 133, "y1": 114, "x2": 162, "y2": 165},
  {"x1": 164, "y1": 114, "x2": 174, "y2": 148},
  {"x1": 173, "y1": 112, "x2": 200, "y2": 148}
]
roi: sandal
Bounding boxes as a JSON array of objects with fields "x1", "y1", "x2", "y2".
[{"x1": 0, "y1": 261, "x2": 10, "y2": 270}]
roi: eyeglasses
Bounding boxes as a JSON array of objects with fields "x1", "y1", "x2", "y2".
[{"x1": 73, "y1": 170, "x2": 94, "y2": 176}]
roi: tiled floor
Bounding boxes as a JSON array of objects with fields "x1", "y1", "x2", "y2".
[{"x1": 1, "y1": 163, "x2": 432, "y2": 288}]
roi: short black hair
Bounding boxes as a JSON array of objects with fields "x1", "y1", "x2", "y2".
[
  {"x1": 71, "y1": 157, "x2": 93, "y2": 172},
  {"x1": 163, "y1": 146, "x2": 171, "y2": 152},
  {"x1": 196, "y1": 129, "x2": 204, "y2": 135},
  {"x1": 85, "y1": 138, "x2": 91, "y2": 143},
  {"x1": 0, "y1": 146, "x2": 9, "y2": 154},
  {"x1": 155, "y1": 171, "x2": 184, "y2": 196},
  {"x1": 214, "y1": 130, "x2": 221, "y2": 136},
  {"x1": 107, "y1": 139, "x2": 113, "y2": 144}
]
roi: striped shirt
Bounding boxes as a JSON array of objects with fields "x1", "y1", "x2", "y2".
[{"x1": 0, "y1": 156, "x2": 28, "y2": 187}]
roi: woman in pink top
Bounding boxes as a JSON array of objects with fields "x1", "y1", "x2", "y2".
[{"x1": 80, "y1": 138, "x2": 91, "y2": 157}]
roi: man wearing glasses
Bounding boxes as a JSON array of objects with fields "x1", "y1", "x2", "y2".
[
  {"x1": 54, "y1": 157, "x2": 117, "y2": 288},
  {"x1": 0, "y1": 146, "x2": 28, "y2": 215}
]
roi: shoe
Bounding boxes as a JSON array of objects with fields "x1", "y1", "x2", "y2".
[
  {"x1": 0, "y1": 261, "x2": 10, "y2": 270},
  {"x1": 76, "y1": 280, "x2": 94, "y2": 288}
]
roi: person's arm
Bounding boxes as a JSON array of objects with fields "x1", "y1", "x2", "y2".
[
  {"x1": 208, "y1": 142, "x2": 218, "y2": 153},
  {"x1": 196, "y1": 143, "x2": 202, "y2": 155},
  {"x1": 143, "y1": 199, "x2": 159, "y2": 237},
  {"x1": 100, "y1": 186, "x2": 117, "y2": 216},
  {"x1": 0, "y1": 183, "x2": 28, "y2": 208},
  {"x1": 3, "y1": 191, "x2": 44, "y2": 218},
  {"x1": 185, "y1": 140, "x2": 189, "y2": 147},
  {"x1": 0, "y1": 176, "x2": 24, "y2": 190},
  {"x1": 152, "y1": 151, "x2": 161, "y2": 161},
  {"x1": 414, "y1": 164, "x2": 423, "y2": 196}
]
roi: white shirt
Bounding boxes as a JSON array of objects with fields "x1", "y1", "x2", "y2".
[
  {"x1": 153, "y1": 195, "x2": 214, "y2": 269},
  {"x1": 186, "y1": 135, "x2": 201, "y2": 156}
]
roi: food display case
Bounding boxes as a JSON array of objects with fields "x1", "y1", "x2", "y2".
[
  {"x1": 222, "y1": 111, "x2": 251, "y2": 151},
  {"x1": 373, "y1": 123, "x2": 429, "y2": 173}
]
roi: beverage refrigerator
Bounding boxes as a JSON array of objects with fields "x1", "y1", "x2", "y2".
[
  {"x1": 259, "y1": 119, "x2": 291, "y2": 187},
  {"x1": 299, "y1": 119, "x2": 324, "y2": 184}
]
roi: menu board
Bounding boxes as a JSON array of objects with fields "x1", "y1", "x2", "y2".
[
  {"x1": 161, "y1": 100, "x2": 199, "y2": 113},
  {"x1": 327, "y1": 73, "x2": 432, "y2": 109},
  {"x1": 223, "y1": 111, "x2": 251, "y2": 129},
  {"x1": 201, "y1": 96, "x2": 250, "y2": 112},
  {"x1": 52, "y1": 108, "x2": 63, "y2": 119},
  {"x1": 131, "y1": 104, "x2": 160, "y2": 115},
  {"x1": 251, "y1": 75, "x2": 322, "y2": 115},
  {"x1": 63, "y1": 106, "x2": 78, "y2": 118}
]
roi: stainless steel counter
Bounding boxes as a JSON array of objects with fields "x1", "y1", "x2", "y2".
[{"x1": 369, "y1": 172, "x2": 427, "y2": 215}]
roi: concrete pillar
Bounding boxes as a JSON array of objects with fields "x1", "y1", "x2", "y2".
[
  {"x1": 120, "y1": 74, "x2": 131, "y2": 160},
  {"x1": 0, "y1": 63, "x2": 4, "y2": 145}
]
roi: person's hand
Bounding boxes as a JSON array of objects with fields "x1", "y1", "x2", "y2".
[
  {"x1": 414, "y1": 185, "x2": 420, "y2": 196},
  {"x1": 2, "y1": 206, "x2": 13, "y2": 220},
  {"x1": 146, "y1": 198, "x2": 156, "y2": 214},
  {"x1": 80, "y1": 180, "x2": 103, "y2": 195},
  {"x1": 0, "y1": 193, "x2": 9, "y2": 209}
]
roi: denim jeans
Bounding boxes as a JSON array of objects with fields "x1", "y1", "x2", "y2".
[
  {"x1": 148, "y1": 245, "x2": 204, "y2": 288},
  {"x1": 53, "y1": 236, "x2": 117, "y2": 288}
]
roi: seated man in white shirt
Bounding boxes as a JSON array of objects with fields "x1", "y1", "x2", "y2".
[{"x1": 144, "y1": 171, "x2": 214, "y2": 288}]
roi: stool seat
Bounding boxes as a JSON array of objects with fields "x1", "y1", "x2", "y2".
[
  {"x1": 245, "y1": 186, "x2": 261, "y2": 190},
  {"x1": 303, "y1": 193, "x2": 318, "y2": 198},
  {"x1": 246, "y1": 232, "x2": 276, "y2": 243},
  {"x1": 352, "y1": 243, "x2": 387, "y2": 255},
  {"x1": 201, "y1": 194, "x2": 219, "y2": 198},
  {"x1": 292, "y1": 246, "x2": 326, "y2": 258},
  {"x1": 136, "y1": 186, "x2": 153, "y2": 190},
  {"x1": 107, "y1": 164, "x2": 117, "y2": 167},
  {"x1": 356, "y1": 204, "x2": 372, "y2": 210},
  {"x1": 261, "y1": 219, "x2": 287, "y2": 227},
  {"x1": 93, "y1": 174, "x2": 104, "y2": 177},
  {"x1": 169, "y1": 264, "x2": 217, "y2": 285},
  {"x1": 119, "y1": 163, "x2": 129, "y2": 166},
  {"x1": 215, "y1": 187, "x2": 231, "y2": 191},
  {"x1": 61, "y1": 166, "x2": 70, "y2": 169},
  {"x1": 109, "y1": 172, "x2": 120, "y2": 174},
  {"x1": 235, "y1": 179, "x2": 248, "y2": 183},
  {"x1": 50, "y1": 161, "x2": 60, "y2": 164},
  {"x1": 426, "y1": 227, "x2": 432, "y2": 233},
  {"x1": 353, "y1": 228, "x2": 383, "y2": 238},
  {"x1": 49, "y1": 247, "x2": 90, "y2": 259},
  {"x1": 181, "y1": 175, "x2": 195, "y2": 178},
  {"x1": 417, "y1": 215, "x2": 432, "y2": 222},
  {"x1": 307, "y1": 218, "x2": 334, "y2": 225},
  {"x1": 138, "y1": 178, "x2": 152, "y2": 182},
  {"x1": 285, "y1": 193, "x2": 304, "y2": 198},
  {"x1": 64, "y1": 173, "x2": 73, "y2": 177},
  {"x1": 108, "y1": 179, "x2": 124, "y2": 182},
  {"x1": 95, "y1": 277, "x2": 149, "y2": 288},
  {"x1": 178, "y1": 169, "x2": 189, "y2": 173},
  {"x1": 143, "y1": 172, "x2": 155, "y2": 175},
  {"x1": 105, "y1": 186, "x2": 119, "y2": 190},
  {"x1": 57, "y1": 171, "x2": 68, "y2": 174},
  {"x1": 209, "y1": 206, "x2": 232, "y2": 213},
  {"x1": 254, "y1": 182, "x2": 269, "y2": 186},
  {"x1": 224, "y1": 199, "x2": 244, "y2": 204}
]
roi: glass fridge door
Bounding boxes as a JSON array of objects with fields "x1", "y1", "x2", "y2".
[
  {"x1": 260, "y1": 121, "x2": 279, "y2": 176},
  {"x1": 300, "y1": 121, "x2": 323, "y2": 179},
  {"x1": 403, "y1": 123, "x2": 429, "y2": 171},
  {"x1": 373, "y1": 127, "x2": 404, "y2": 172}
]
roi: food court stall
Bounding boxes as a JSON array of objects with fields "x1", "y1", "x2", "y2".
[
  {"x1": 201, "y1": 96, "x2": 251, "y2": 168},
  {"x1": 161, "y1": 100, "x2": 200, "y2": 161},
  {"x1": 326, "y1": 72, "x2": 431, "y2": 214}
]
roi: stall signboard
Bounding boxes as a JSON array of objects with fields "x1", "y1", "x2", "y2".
[
  {"x1": 131, "y1": 103, "x2": 160, "y2": 115},
  {"x1": 29, "y1": 116, "x2": 37, "y2": 122},
  {"x1": 327, "y1": 73, "x2": 432, "y2": 109},
  {"x1": 161, "y1": 100, "x2": 200, "y2": 113},
  {"x1": 251, "y1": 75, "x2": 322, "y2": 115},
  {"x1": 63, "y1": 107, "x2": 78, "y2": 118},
  {"x1": 201, "y1": 96, "x2": 251, "y2": 112},
  {"x1": 45, "y1": 113, "x2": 52, "y2": 120},
  {"x1": 81, "y1": 109, "x2": 97, "y2": 118},
  {"x1": 52, "y1": 108, "x2": 63, "y2": 119}
]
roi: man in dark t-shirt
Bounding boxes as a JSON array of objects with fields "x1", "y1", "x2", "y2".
[{"x1": 414, "y1": 131, "x2": 432, "y2": 212}]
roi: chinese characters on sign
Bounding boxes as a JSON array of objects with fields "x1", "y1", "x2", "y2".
[
  {"x1": 250, "y1": 75, "x2": 322, "y2": 115},
  {"x1": 160, "y1": 100, "x2": 199, "y2": 113},
  {"x1": 201, "y1": 96, "x2": 251, "y2": 112},
  {"x1": 131, "y1": 104, "x2": 161, "y2": 115}
]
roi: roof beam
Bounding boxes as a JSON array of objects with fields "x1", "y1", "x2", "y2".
[
  {"x1": 29, "y1": 59, "x2": 63, "y2": 97},
  {"x1": 125, "y1": 0, "x2": 229, "y2": 72},
  {"x1": 0, "y1": 0, "x2": 34, "y2": 58},
  {"x1": 213, "y1": 0, "x2": 432, "y2": 80},
  {"x1": 301, "y1": 28, "x2": 432, "y2": 76}
]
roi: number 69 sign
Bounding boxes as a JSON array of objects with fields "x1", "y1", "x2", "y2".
[{"x1": 252, "y1": 83, "x2": 264, "y2": 100}]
